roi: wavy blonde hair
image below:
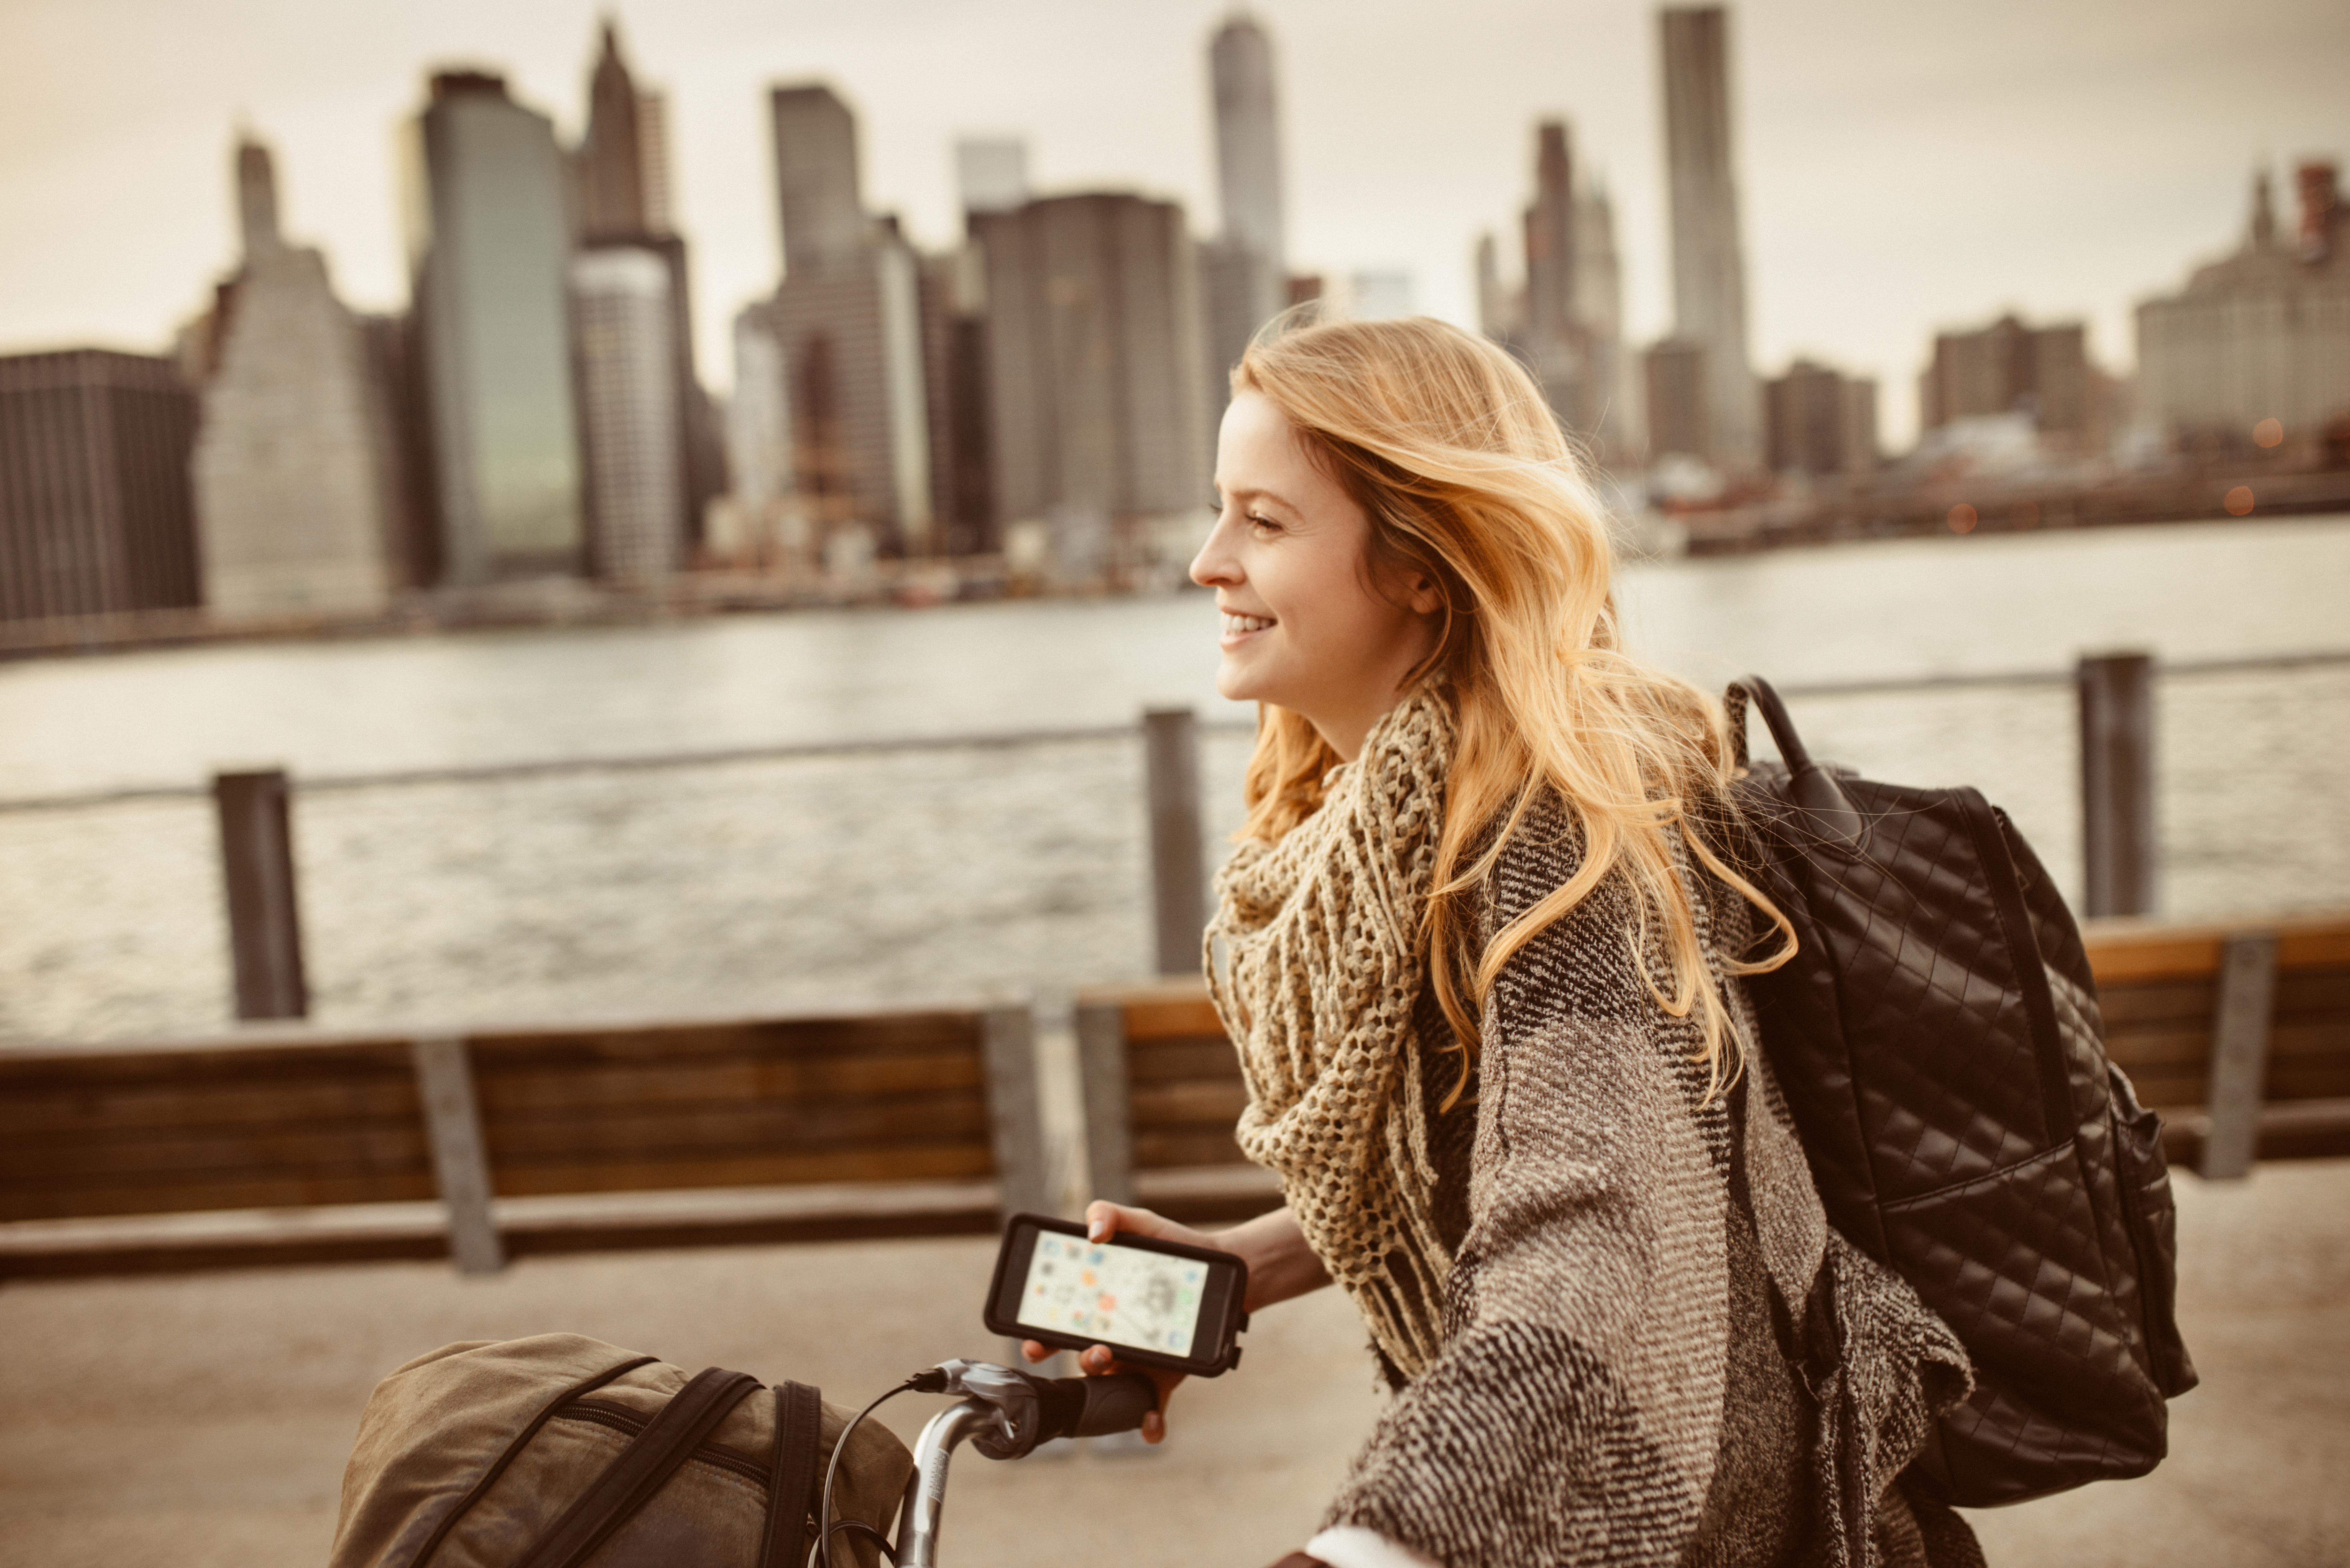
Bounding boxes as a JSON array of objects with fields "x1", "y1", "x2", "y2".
[{"x1": 1231, "y1": 314, "x2": 1790, "y2": 1097}]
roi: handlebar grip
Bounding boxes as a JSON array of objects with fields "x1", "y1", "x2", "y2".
[
  {"x1": 1072, "y1": 1373, "x2": 1158, "y2": 1437},
  {"x1": 1032, "y1": 1373, "x2": 1157, "y2": 1441}
]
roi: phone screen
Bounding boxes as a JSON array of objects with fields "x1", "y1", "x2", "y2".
[{"x1": 1013, "y1": 1230, "x2": 1209, "y2": 1357}]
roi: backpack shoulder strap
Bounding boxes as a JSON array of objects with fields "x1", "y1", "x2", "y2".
[
  {"x1": 513, "y1": 1367, "x2": 765, "y2": 1568},
  {"x1": 761, "y1": 1381, "x2": 825, "y2": 1568}
]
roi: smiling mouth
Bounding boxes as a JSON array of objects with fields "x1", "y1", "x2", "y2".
[{"x1": 1222, "y1": 613, "x2": 1274, "y2": 636}]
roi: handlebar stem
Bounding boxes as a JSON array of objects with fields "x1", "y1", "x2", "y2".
[{"x1": 893, "y1": 1398, "x2": 994, "y2": 1568}]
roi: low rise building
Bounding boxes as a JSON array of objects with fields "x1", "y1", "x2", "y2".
[
  {"x1": 1919, "y1": 312, "x2": 2099, "y2": 453},
  {"x1": 2135, "y1": 162, "x2": 2350, "y2": 456},
  {"x1": 1764, "y1": 359, "x2": 1878, "y2": 479}
]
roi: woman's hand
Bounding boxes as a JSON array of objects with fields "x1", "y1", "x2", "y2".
[{"x1": 1020, "y1": 1200, "x2": 1332, "y2": 1443}]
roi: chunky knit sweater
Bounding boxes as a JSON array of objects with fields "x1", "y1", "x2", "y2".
[{"x1": 1234, "y1": 770, "x2": 1980, "y2": 1567}]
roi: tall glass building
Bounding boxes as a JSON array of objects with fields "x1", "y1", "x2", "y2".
[{"x1": 407, "y1": 72, "x2": 583, "y2": 583}]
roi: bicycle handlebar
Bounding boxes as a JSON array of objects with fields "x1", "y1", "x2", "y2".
[
  {"x1": 1031, "y1": 1369, "x2": 1157, "y2": 1442},
  {"x1": 893, "y1": 1362, "x2": 1161, "y2": 1568}
]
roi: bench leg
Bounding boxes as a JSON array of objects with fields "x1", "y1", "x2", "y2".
[
  {"x1": 1074, "y1": 1002, "x2": 1136, "y2": 1208},
  {"x1": 2201, "y1": 933, "x2": 2278, "y2": 1180},
  {"x1": 982, "y1": 1005, "x2": 1052, "y2": 1222},
  {"x1": 411, "y1": 1035, "x2": 506, "y2": 1273}
]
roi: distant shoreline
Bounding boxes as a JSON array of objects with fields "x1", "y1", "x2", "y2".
[
  {"x1": 5, "y1": 492, "x2": 2344, "y2": 665},
  {"x1": 1675, "y1": 468, "x2": 2350, "y2": 556}
]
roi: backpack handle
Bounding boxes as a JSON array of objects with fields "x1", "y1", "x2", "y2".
[{"x1": 1728, "y1": 675, "x2": 1866, "y2": 849}]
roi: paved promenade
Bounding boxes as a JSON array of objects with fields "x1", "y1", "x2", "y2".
[{"x1": 2, "y1": 1160, "x2": 2343, "y2": 1568}]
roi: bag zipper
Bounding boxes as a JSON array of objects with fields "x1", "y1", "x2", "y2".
[{"x1": 555, "y1": 1397, "x2": 772, "y2": 1489}]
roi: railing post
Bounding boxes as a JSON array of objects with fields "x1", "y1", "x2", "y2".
[
  {"x1": 213, "y1": 768, "x2": 308, "y2": 1020},
  {"x1": 1143, "y1": 707, "x2": 1206, "y2": 976},
  {"x1": 2077, "y1": 653, "x2": 2157, "y2": 918}
]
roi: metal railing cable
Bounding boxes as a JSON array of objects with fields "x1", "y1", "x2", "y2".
[{"x1": 3, "y1": 647, "x2": 2344, "y2": 817}]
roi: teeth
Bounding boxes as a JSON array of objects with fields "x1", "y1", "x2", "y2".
[{"x1": 1223, "y1": 613, "x2": 1273, "y2": 636}]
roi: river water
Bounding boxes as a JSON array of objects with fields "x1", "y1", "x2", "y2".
[{"x1": 2, "y1": 515, "x2": 2345, "y2": 1044}]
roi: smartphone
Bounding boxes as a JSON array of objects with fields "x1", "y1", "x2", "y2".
[{"x1": 983, "y1": 1213, "x2": 1250, "y2": 1378}]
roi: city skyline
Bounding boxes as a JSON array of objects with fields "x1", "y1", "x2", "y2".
[{"x1": 2, "y1": 0, "x2": 2345, "y2": 445}]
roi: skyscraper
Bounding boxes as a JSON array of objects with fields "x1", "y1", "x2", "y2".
[
  {"x1": 0, "y1": 350, "x2": 201, "y2": 623},
  {"x1": 770, "y1": 86, "x2": 868, "y2": 278},
  {"x1": 1574, "y1": 173, "x2": 1639, "y2": 457},
  {"x1": 955, "y1": 138, "x2": 1029, "y2": 219},
  {"x1": 1475, "y1": 232, "x2": 1516, "y2": 340},
  {"x1": 753, "y1": 84, "x2": 932, "y2": 553},
  {"x1": 408, "y1": 71, "x2": 583, "y2": 583},
  {"x1": 572, "y1": 247, "x2": 683, "y2": 582},
  {"x1": 190, "y1": 134, "x2": 407, "y2": 619},
  {"x1": 974, "y1": 192, "x2": 1209, "y2": 577},
  {"x1": 1524, "y1": 123, "x2": 1576, "y2": 351},
  {"x1": 1659, "y1": 6, "x2": 1759, "y2": 470},
  {"x1": 1210, "y1": 15, "x2": 1286, "y2": 276},
  {"x1": 574, "y1": 24, "x2": 646, "y2": 243},
  {"x1": 716, "y1": 305, "x2": 799, "y2": 567},
  {"x1": 1202, "y1": 15, "x2": 1290, "y2": 436},
  {"x1": 1489, "y1": 122, "x2": 1636, "y2": 463},
  {"x1": 569, "y1": 22, "x2": 723, "y2": 552}
]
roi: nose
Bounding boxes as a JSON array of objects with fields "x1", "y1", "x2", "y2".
[{"x1": 1191, "y1": 508, "x2": 1242, "y2": 590}]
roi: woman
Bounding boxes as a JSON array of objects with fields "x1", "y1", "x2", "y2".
[{"x1": 1028, "y1": 317, "x2": 1977, "y2": 1568}]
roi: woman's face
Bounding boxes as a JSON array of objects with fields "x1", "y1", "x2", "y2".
[{"x1": 1190, "y1": 390, "x2": 1438, "y2": 761}]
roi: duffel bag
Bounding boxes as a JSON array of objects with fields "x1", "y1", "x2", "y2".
[{"x1": 331, "y1": 1333, "x2": 910, "y2": 1568}]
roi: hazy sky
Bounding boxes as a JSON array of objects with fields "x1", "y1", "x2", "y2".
[{"x1": 2, "y1": 0, "x2": 2343, "y2": 443}]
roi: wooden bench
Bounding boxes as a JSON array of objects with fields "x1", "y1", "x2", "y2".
[
  {"x1": 0, "y1": 1001, "x2": 1047, "y2": 1282},
  {"x1": 2088, "y1": 913, "x2": 2350, "y2": 1173},
  {"x1": 1073, "y1": 913, "x2": 2350, "y2": 1218},
  {"x1": 1074, "y1": 980, "x2": 1279, "y2": 1225}
]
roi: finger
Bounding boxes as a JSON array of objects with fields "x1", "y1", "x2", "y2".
[
  {"x1": 1020, "y1": 1339, "x2": 1051, "y2": 1363},
  {"x1": 1142, "y1": 1409, "x2": 1165, "y2": 1444},
  {"x1": 1079, "y1": 1344, "x2": 1115, "y2": 1373},
  {"x1": 1084, "y1": 1200, "x2": 1120, "y2": 1242}
]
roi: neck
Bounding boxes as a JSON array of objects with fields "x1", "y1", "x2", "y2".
[{"x1": 1311, "y1": 677, "x2": 1427, "y2": 763}]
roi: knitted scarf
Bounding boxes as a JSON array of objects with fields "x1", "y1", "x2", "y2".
[{"x1": 1203, "y1": 687, "x2": 1455, "y2": 1377}]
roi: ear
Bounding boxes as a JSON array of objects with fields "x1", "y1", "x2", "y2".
[{"x1": 1404, "y1": 571, "x2": 1443, "y2": 617}]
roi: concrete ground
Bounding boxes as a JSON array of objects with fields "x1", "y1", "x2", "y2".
[{"x1": 1, "y1": 1161, "x2": 2343, "y2": 1568}]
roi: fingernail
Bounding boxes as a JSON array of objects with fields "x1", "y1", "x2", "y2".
[{"x1": 1088, "y1": 1219, "x2": 1108, "y2": 1241}]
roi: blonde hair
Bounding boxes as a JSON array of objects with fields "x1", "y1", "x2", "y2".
[{"x1": 1230, "y1": 314, "x2": 1790, "y2": 1098}]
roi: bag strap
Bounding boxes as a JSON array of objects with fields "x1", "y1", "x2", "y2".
[
  {"x1": 512, "y1": 1367, "x2": 765, "y2": 1568},
  {"x1": 1728, "y1": 674, "x2": 1865, "y2": 848},
  {"x1": 413, "y1": 1353, "x2": 659, "y2": 1568},
  {"x1": 761, "y1": 1381, "x2": 825, "y2": 1568},
  {"x1": 1728, "y1": 674, "x2": 1818, "y2": 773}
]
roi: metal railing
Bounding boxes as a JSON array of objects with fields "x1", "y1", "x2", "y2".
[{"x1": 3, "y1": 648, "x2": 2343, "y2": 1021}]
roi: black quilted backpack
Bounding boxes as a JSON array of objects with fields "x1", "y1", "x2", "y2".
[{"x1": 1724, "y1": 676, "x2": 2197, "y2": 1508}]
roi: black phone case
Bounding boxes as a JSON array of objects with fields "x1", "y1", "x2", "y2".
[{"x1": 982, "y1": 1212, "x2": 1249, "y2": 1377}]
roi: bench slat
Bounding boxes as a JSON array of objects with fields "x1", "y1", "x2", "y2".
[
  {"x1": 1130, "y1": 1081, "x2": 1250, "y2": 1128},
  {"x1": 488, "y1": 1142, "x2": 997, "y2": 1197},
  {"x1": 464, "y1": 1013, "x2": 984, "y2": 1060}
]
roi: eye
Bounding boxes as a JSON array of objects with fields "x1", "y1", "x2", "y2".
[{"x1": 1247, "y1": 511, "x2": 1281, "y2": 536}]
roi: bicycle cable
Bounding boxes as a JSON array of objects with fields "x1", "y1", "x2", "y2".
[{"x1": 812, "y1": 1367, "x2": 949, "y2": 1568}]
